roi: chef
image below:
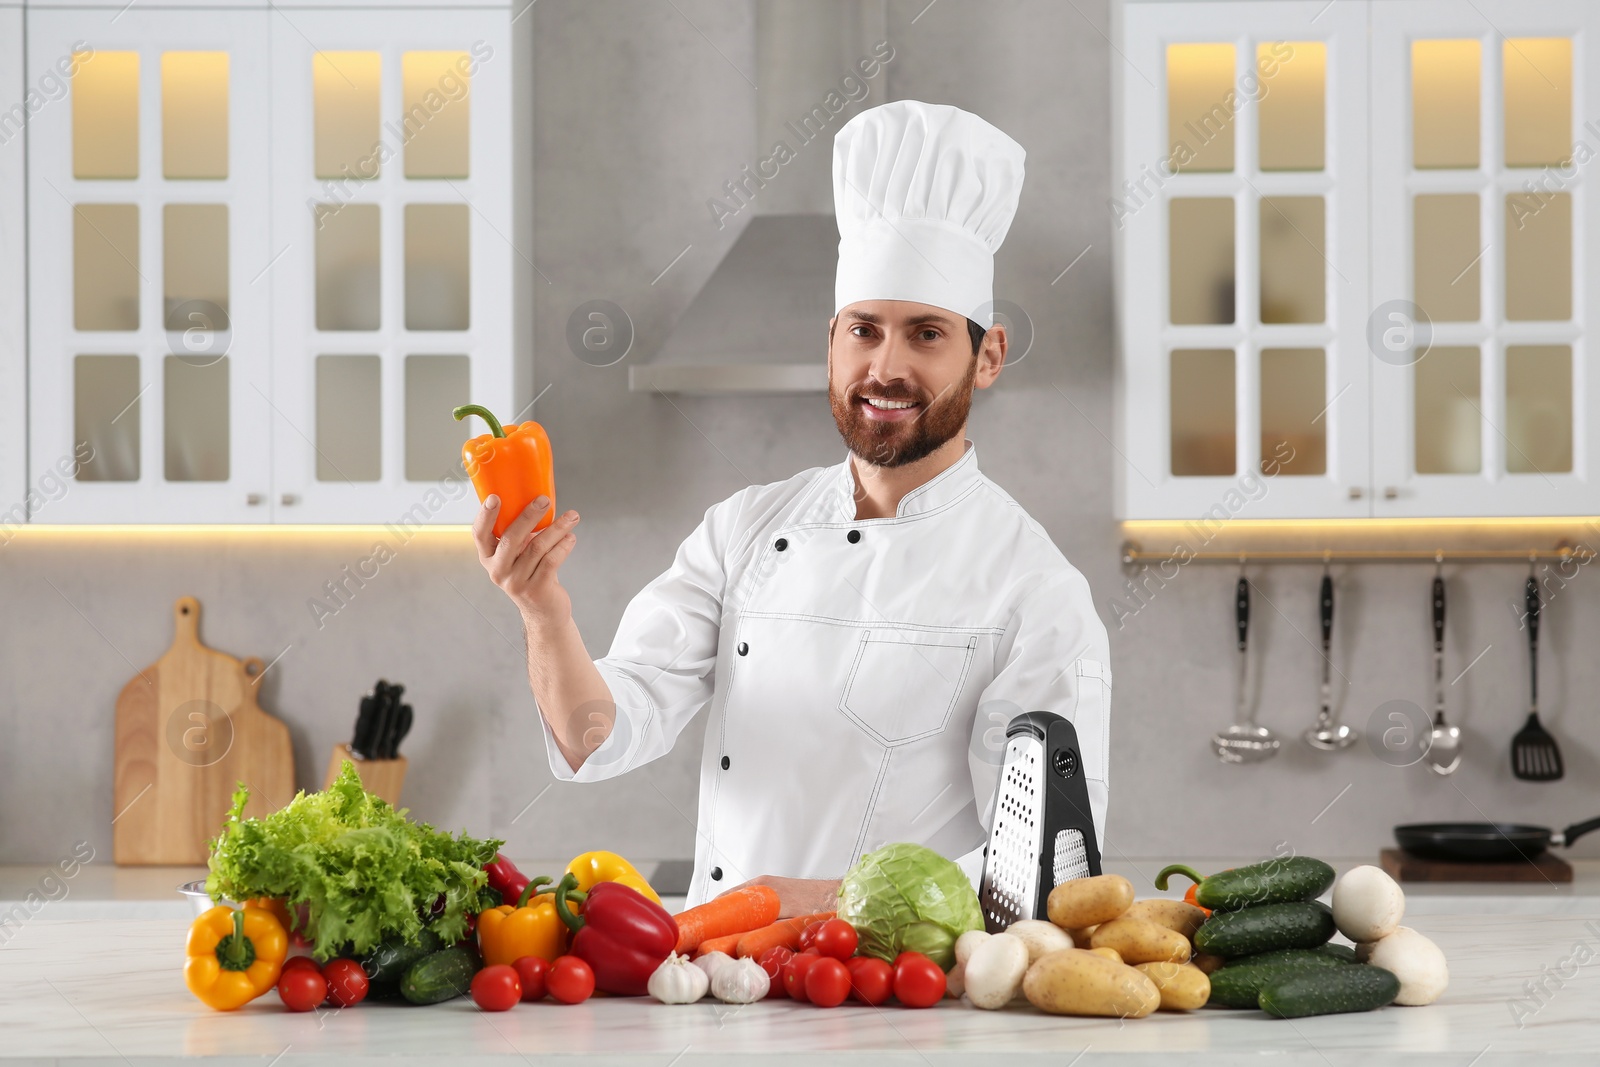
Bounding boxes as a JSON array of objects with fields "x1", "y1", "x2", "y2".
[{"x1": 475, "y1": 100, "x2": 1111, "y2": 914}]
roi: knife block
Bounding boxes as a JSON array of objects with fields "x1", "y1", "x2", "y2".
[{"x1": 323, "y1": 743, "x2": 407, "y2": 806}]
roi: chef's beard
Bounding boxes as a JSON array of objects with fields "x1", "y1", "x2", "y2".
[{"x1": 830, "y1": 356, "x2": 977, "y2": 469}]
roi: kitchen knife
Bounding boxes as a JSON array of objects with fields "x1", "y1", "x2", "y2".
[
  {"x1": 390, "y1": 702, "x2": 413, "y2": 758},
  {"x1": 352, "y1": 691, "x2": 377, "y2": 759},
  {"x1": 381, "y1": 684, "x2": 405, "y2": 758},
  {"x1": 369, "y1": 681, "x2": 394, "y2": 761}
]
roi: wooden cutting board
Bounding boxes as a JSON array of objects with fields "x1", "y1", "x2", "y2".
[
  {"x1": 1379, "y1": 847, "x2": 1574, "y2": 883},
  {"x1": 113, "y1": 596, "x2": 296, "y2": 865}
]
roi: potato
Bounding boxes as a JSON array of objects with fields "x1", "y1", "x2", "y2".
[
  {"x1": 1190, "y1": 952, "x2": 1227, "y2": 975},
  {"x1": 1134, "y1": 962, "x2": 1211, "y2": 1011},
  {"x1": 1022, "y1": 948, "x2": 1160, "y2": 1018},
  {"x1": 1048, "y1": 875, "x2": 1135, "y2": 930},
  {"x1": 1004, "y1": 919, "x2": 1076, "y2": 963},
  {"x1": 1088, "y1": 946, "x2": 1123, "y2": 963},
  {"x1": 1124, "y1": 899, "x2": 1209, "y2": 942},
  {"x1": 945, "y1": 959, "x2": 966, "y2": 999},
  {"x1": 1066, "y1": 925, "x2": 1098, "y2": 947},
  {"x1": 1090, "y1": 917, "x2": 1191, "y2": 964}
]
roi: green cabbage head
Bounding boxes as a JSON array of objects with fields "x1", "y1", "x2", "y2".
[{"x1": 837, "y1": 842, "x2": 983, "y2": 971}]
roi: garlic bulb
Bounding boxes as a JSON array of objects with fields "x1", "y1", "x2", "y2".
[
  {"x1": 710, "y1": 957, "x2": 770, "y2": 1004},
  {"x1": 648, "y1": 953, "x2": 710, "y2": 1004}
]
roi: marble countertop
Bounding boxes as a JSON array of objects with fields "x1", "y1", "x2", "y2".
[
  {"x1": 2, "y1": 911, "x2": 1598, "y2": 1065},
  {"x1": 5, "y1": 858, "x2": 1598, "y2": 1064}
]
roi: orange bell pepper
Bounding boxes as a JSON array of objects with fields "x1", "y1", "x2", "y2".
[
  {"x1": 184, "y1": 905, "x2": 288, "y2": 1011},
  {"x1": 477, "y1": 876, "x2": 571, "y2": 966},
  {"x1": 566, "y1": 850, "x2": 661, "y2": 905},
  {"x1": 453, "y1": 404, "x2": 555, "y2": 538}
]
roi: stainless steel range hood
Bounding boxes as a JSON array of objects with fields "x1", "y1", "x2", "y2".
[
  {"x1": 627, "y1": 213, "x2": 838, "y2": 395},
  {"x1": 628, "y1": 0, "x2": 889, "y2": 396}
]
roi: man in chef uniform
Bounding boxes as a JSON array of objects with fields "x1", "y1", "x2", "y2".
[{"x1": 475, "y1": 100, "x2": 1111, "y2": 914}]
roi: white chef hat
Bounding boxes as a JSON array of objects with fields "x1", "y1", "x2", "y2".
[{"x1": 832, "y1": 99, "x2": 1026, "y2": 322}]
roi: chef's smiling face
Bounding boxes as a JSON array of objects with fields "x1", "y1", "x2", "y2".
[{"x1": 827, "y1": 300, "x2": 1006, "y2": 469}]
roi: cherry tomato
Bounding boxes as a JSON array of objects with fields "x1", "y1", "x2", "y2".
[
  {"x1": 321, "y1": 959, "x2": 369, "y2": 1007},
  {"x1": 892, "y1": 952, "x2": 946, "y2": 1008},
  {"x1": 846, "y1": 956, "x2": 893, "y2": 1006},
  {"x1": 781, "y1": 952, "x2": 820, "y2": 1003},
  {"x1": 281, "y1": 956, "x2": 321, "y2": 977},
  {"x1": 547, "y1": 956, "x2": 595, "y2": 1005},
  {"x1": 471, "y1": 964, "x2": 523, "y2": 1012},
  {"x1": 512, "y1": 956, "x2": 550, "y2": 1002},
  {"x1": 798, "y1": 920, "x2": 828, "y2": 952},
  {"x1": 277, "y1": 968, "x2": 328, "y2": 1012},
  {"x1": 804, "y1": 957, "x2": 851, "y2": 1007},
  {"x1": 811, "y1": 919, "x2": 858, "y2": 962},
  {"x1": 757, "y1": 947, "x2": 794, "y2": 999}
]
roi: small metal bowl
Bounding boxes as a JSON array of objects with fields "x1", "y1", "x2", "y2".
[{"x1": 178, "y1": 879, "x2": 237, "y2": 917}]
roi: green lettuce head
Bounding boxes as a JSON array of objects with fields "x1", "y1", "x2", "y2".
[{"x1": 837, "y1": 842, "x2": 983, "y2": 971}]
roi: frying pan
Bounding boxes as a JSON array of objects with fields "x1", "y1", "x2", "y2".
[{"x1": 1395, "y1": 817, "x2": 1600, "y2": 862}]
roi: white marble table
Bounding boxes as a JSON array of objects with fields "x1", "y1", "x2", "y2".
[{"x1": 1, "y1": 909, "x2": 1596, "y2": 1066}]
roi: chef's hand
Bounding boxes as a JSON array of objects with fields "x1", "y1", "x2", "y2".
[
  {"x1": 723, "y1": 876, "x2": 842, "y2": 919},
  {"x1": 474, "y1": 494, "x2": 579, "y2": 626}
]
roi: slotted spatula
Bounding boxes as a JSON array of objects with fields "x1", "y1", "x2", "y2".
[{"x1": 1512, "y1": 575, "x2": 1564, "y2": 781}]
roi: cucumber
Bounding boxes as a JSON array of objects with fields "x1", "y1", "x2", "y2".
[
  {"x1": 1208, "y1": 961, "x2": 1338, "y2": 1008},
  {"x1": 1159, "y1": 857, "x2": 1335, "y2": 911},
  {"x1": 1218, "y1": 945, "x2": 1355, "y2": 970},
  {"x1": 1259, "y1": 964, "x2": 1401, "y2": 1018},
  {"x1": 401, "y1": 945, "x2": 479, "y2": 1005},
  {"x1": 1195, "y1": 901, "x2": 1336, "y2": 957},
  {"x1": 360, "y1": 928, "x2": 444, "y2": 986}
]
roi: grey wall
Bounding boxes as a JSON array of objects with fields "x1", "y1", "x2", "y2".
[{"x1": 7, "y1": 0, "x2": 1600, "y2": 871}]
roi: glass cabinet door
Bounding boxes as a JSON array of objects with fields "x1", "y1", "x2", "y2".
[
  {"x1": 26, "y1": 9, "x2": 273, "y2": 522},
  {"x1": 1117, "y1": 0, "x2": 1370, "y2": 519},
  {"x1": 1369, "y1": 0, "x2": 1596, "y2": 516},
  {"x1": 268, "y1": 9, "x2": 513, "y2": 524}
]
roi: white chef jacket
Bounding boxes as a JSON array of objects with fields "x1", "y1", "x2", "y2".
[{"x1": 540, "y1": 442, "x2": 1112, "y2": 908}]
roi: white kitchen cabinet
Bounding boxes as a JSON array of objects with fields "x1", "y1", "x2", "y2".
[
  {"x1": 1116, "y1": 0, "x2": 1600, "y2": 519},
  {"x1": 21, "y1": 1, "x2": 512, "y2": 524},
  {"x1": 268, "y1": 8, "x2": 512, "y2": 525},
  {"x1": 1369, "y1": 0, "x2": 1599, "y2": 517},
  {"x1": 0, "y1": 2, "x2": 28, "y2": 527}
]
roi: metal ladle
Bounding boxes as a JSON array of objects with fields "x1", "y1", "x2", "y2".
[
  {"x1": 1213, "y1": 562, "x2": 1280, "y2": 763},
  {"x1": 1306, "y1": 559, "x2": 1359, "y2": 750},
  {"x1": 1426, "y1": 556, "x2": 1462, "y2": 775}
]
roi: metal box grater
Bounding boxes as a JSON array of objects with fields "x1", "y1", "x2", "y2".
[{"x1": 978, "y1": 711, "x2": 1101, "y2": 932}]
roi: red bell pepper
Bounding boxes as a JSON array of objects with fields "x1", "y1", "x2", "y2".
[
  {"x1": 484, "y1": 853, "x2": 532, "y2": 907},
  {"x1": 554, "y1": 873, "x2": 677, "y2": 996}
]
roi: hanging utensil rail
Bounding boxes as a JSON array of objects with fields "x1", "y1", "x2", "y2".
[{"x1": 1121, "y1": 542, "x2": 1586, "y2": 566}]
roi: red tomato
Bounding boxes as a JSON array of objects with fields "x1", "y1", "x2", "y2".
[
  {"x1": 892, "y1": 953, "x2": 946, "y2": 1008},
  {"x1": 758, "y1": 947, "x2": 794, "y2": 999},
  {"x1": 547, "y1": 956, "x2": 595, "y2": 1005},
  {"x1": 277, "y1": 968, "x2": 327, "y2": 1012},
  {"x1": 321, "y1": 959, "x2": 369, "y2": 1007},
  {"x1": 846, "y1": 956, "x2": 893, "y2": 1006},
  {"x1": 781, "y1": 953, "x2": 820, "y2": 1003},
  {"x1": 281, "y1": 956, "x2": 320, "y2": 976},
  {"x1": 798, "y1": 920, "x2": 828, "y2": 952},
  {"x1": 512, "y1": 956, "x2": 550, "y2": 1002},
  {"x1": 811, "y1": 919, "x2": 858, "y2": 961},
  {"x1": 471, "y1": 965, "x2": 523, "y2": 1012},
  {"x1": 804, "y1": 957, "x2": 851, "y2": 1007}
]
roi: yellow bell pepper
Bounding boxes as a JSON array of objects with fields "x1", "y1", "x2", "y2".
[
  {"x1": 477, "y1": 876, "x2": 571, "y2": 966},
  {"x1": 566, "y1": 851, "x2": 660, "y2": 904},
  {"x1": 184, "y1": 905, "x2": 288, "y2": 1011}
]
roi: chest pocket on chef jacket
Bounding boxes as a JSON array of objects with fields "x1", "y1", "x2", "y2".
[{"x1": 840, "y1": 630, "x2": 978, "y2": 747}]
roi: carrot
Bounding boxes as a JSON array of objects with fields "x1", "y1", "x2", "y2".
[
  {"x1": 734, "y1": 911, "x2": 834, "y2": 958},
  {"x1": 691, "y1": 932, "x2": 745, "y2": 958},
  {"x1": 673, "y1": 885, "x2": 781, "y2": 955}
]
